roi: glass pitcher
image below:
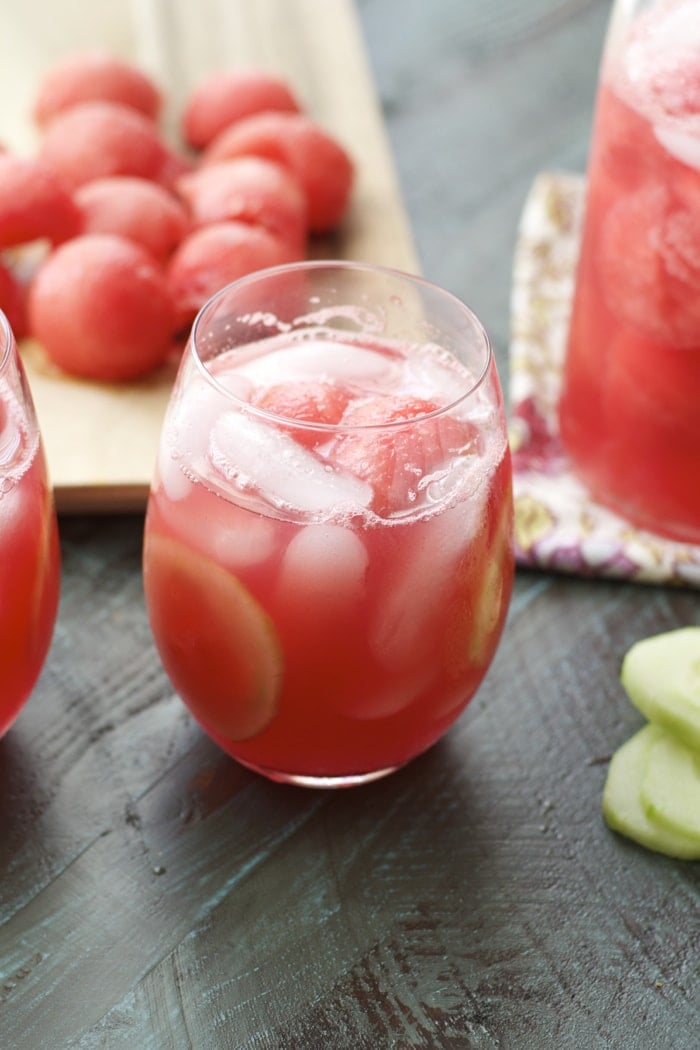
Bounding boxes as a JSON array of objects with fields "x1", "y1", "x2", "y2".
[{"x1": 558, "y1": 0, "x2": 700, "y2": 545}]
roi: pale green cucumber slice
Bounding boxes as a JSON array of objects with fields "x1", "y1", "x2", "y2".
[
  {"x1": 144, "y1": 533, "x2": 283, "y2": 740},
  {"x1": 640, "y1": 728, "x2": 700, "y2": 844},
  {"x1": 620, "y1": 627, "x2": 700, "y2": 751},
  {"x1": 602, "y1": 724, "x2": 700, "y2": 860}
]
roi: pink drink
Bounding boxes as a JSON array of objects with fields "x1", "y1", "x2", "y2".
[
  {"x1": 0, "y1": 319, "x2": 60, "y2": 736},
  {"x1": 143, "y1": 264, "x2": 513, "y2": 786},
  {"x1": 559, "y1": 0, "x2": 700, "y2": 542}
]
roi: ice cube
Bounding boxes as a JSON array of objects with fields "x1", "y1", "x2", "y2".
[
  {"x1": 277, "y1": 523, "x2": 369, "y2": 608},
  {"x1": 237, "y1": 338, "x2": 399, "y2": 390},
  {"x1": 164, "y1": 365, "x2": 254, "y2": 489},
  {"x1": 655, "y1": 123, "x2": 700, "y2": 171},
  {"x1": 402, "y1": 343, "x2": 473, "y2": 404},
  {"x1": 369, "y1": 489, "x2": 487, "y2": 672},
  {"x1": 157, "y1": 443, "x2": 193, "y2": 502},
  {"x1": 210, "y1": 410, "x2": 374, "y2": 516},
  {"x1": 210, "y1": 505, "x2": 277, "y2": 569}
]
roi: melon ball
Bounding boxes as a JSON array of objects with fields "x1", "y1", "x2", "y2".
[
  {"x1": 28, "y1": 234, "x2": 176, "y2": 382},
  {"x1": 38, "y1": 101, "x2": 170, "y2": 191},
  {"x1": 202, "y1": 111, "x2": 354, "y2": 232},
  {"x1": 166, "y1": 221, "x2": 300, "y2": 329},
  {"x1": 75, "y1": 176, "x2": 190, "y2": 262},
  {"x1": 0, "y1": 154, "x2": 82, "y2": 247},
  {"x1": 182, "y1": 68, "x2": 301, "y2": 150},
  {"x1": 176, "y1": 157, "x2": 308, "y2": 254},
  {"x1": 34, "y1": 51, "x2": 162, "y2": 125}
]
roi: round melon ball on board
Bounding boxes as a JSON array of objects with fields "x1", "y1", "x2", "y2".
[
  {"x1": 33, "y1": 50, "x2": 162, "y2": 125},
  {"x1": 28, "y1": 233, "x2": 177, "y2": 382},
  {"x1": 202, "y1": 111, "x2": 355, "y2": 233},
  {"x1": 176, "y1": 157, "x2": 308, "y2": 255},
  {"x1": 166, "y1": 220, "x2": 301, "y2": 330},
  {"x1": 0, "y1": 154, "x2": 82, "y2": 247},
  {"x1": 75, "y1": 176, "x2": 190, "y2": 263},
  {"x1": 38, "y1": 101, "x2": 172, "y2": 191},
  {"x1": 181, "y1": 67, "x2": 301, "y2": 150}
]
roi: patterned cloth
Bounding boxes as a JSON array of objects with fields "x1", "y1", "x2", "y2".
[{"x1": 508, "y1": 171, "x2": 700, "y2": 588}]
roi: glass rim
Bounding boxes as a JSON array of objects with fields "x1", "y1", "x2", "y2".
[
  {"x1": 187, "y1": 259, "x2": 494, "y2": 435},
  {"x1": 0, "y1": 309, "x2": 14, "y2": 378}
]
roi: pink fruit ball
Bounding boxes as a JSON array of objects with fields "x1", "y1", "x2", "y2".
[
  {"x1": 331, "y1": 395, "x2": 477, "y2": 517},
  {"x1": 75, "y1": 176, "x2": 189, "y2": 262},
  {"x1": 202, "y1": 111, "x2": 355, "y2": 233},
  {"x1": 28, "y1": 234, "x2": 176, "y2": 382},
  {"x1": 166, "y1": 220, "x2": 300, "y2": 329},
  {"x1": 34, "y1": 51, "x2": 162, "y2": 125},
  {"x1": 182, "y1": 68, "x2": 301, "y2": 150},
  {"x1": 176, "y1": 157, "x2": 308, "y2": 254},
  {"x1": 0, "y1": 154, "x2": 82, "y2": 247},
  {"x1": 39, "y1": 101, "x2": 170, "y2": 191}
]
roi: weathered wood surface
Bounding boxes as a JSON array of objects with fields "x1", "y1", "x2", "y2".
[{"x1": 1, "y1": 1, "x2": 699, "y2": 1048}]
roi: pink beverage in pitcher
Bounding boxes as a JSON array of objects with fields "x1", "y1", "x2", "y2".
[
  {"x1": 0, "y1": 313, "x2": 60, "y2": 736},
  {"x1": 143, "y1": 262, "x2": 513, "y2": 787},
  {"x1": 559, "y1": 0, "x2": 700, "y2": 543}
]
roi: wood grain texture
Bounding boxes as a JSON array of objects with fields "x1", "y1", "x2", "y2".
[{"x1": 1, "y1": 1, "x2": 699, "y2": 1048}]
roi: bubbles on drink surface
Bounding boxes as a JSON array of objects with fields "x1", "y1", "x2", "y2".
[
  {"x1": 0, "y1": 381, "x2": 37, "y2": 495},
  {"x1": 162, "y1": 327, "x2": 503, "y2": 524}
]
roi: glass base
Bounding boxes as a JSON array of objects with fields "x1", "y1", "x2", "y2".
[{"x1": 233, "y1": 756, "x2": 400, "y2": 789}]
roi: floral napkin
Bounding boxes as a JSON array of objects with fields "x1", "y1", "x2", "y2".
[{"x1": 508, "y1": 171, "x2": 700, "y2": 588}]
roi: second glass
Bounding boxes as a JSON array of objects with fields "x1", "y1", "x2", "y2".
[
  {"x1": 143, "y1": 261, "x2": 513, "y2": 787},
  {"x1": 0, "y1": 310, "x2": 61, "y2": 737}
]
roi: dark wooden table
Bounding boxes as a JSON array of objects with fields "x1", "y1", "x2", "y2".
[{"x1": 2, "y1": 1, "x2": 699, "y2": 1047}]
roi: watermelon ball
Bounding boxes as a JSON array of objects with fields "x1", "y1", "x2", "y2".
[
  {"x1": 155, "y1": 148, "x2": 196, "y2": 191},
  {"x1": 182, "y1": 67, "x2": 301, "y2": 150},
  {"x1": 0, "y1": 259, "x2": 27, "y2": 339},
  {"x1": 0, "y1": 154, "x2": 82, "y2": 247},
  {"x1": 33, "y1": 50, "x2": 162, "y2": 126},
  {"x1": 75, "y1": 176, "x2": 190, "y2": 263},
  {"x1": 166, "y1": 220, "x2": 301, "y2": 330},
  {"x1": 38, "y1": 100, "x2": 171, "y2": 191},
  {"x1": 28, "y1": 234, "x2": 177, "y2": 382},
  {"x1": 176, "y1": 157, "x2": 308, "y2": 255},
  {"x1": 202, "y1": 111, "x2": 355, "y2": 233},
  {"x1": 252, "y1": 380, "x2": 353, "y2": 448},
  {"x1": 331, "y1": 395, "x2": 477, "y2": 517}
]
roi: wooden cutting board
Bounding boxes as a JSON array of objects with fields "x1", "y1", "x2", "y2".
[{"x1": 0, "y1": 0, "x2": 418, "y2": 513}]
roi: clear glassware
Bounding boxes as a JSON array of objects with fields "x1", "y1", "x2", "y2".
[
  {"x1": 0, "y1": 310, "x2": 61, "y2": 736},
  {"x1": 559, "y1": 0, "x2": 700, "y2": 543},
  {"x1": 143, "y1": 261, "x2": 513, "y2": 787}
]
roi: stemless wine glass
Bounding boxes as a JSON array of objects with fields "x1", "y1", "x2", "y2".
[
  {"x1": 143, "y1": 261, "x2": 514, "y2": 787},
  {"x1": 0, "y1": 310, "x2": 61, "y2": 737},
  {"x1": 559, "y1": 0, "x2": 700, "y2": 543}
]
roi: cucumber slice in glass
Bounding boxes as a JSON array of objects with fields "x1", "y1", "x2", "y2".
[
  {"x1": 641, "y1": 729, "x2": 700, "y2": 843},
  {"x1": 620, "y1": 627, "x2": 700, "y2": 751},
  {"x1": 602, "y1": 724, "x2": 700, "y2": 860},
  {"x1": 144, "y1": 533, "x2": 283, "y2": 740}
]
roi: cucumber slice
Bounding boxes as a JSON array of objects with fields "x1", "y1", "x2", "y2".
[
  {"x1": 641, "y1": 729, "x2": 700, "y2": 843},
  {"x1": 144, "y1": 533, "x2": 283, "y2": 740},
  {"x1": 620, "y1": 627, "x2": 700, "y2": 751},
  {"x1": 602, "y1": 725, "x2": 700, "y2": 860}
]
